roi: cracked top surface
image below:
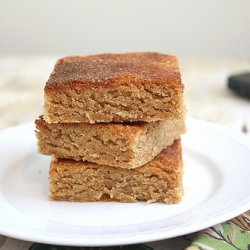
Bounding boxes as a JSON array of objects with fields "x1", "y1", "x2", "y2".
[{"x1": 45, "y1": 52, "x2": 182, "y2": 91}]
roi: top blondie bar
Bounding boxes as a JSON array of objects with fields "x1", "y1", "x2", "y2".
[{"x1": 43, "y1": 52, "x2": 185, "y2": 123}]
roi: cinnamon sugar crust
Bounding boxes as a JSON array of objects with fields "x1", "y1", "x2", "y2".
[
  {"x1": 49, "y1": 139, "x2": 183, "y2": 204},
  {"x1": 46, "y1": 53, "x2": 181, "y2": 89},
  {"x1": 43, "y1": 52, "x2": 184, "y2": 123}
]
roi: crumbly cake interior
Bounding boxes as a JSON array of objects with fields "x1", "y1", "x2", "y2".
[
  {"x1": 49, "y1": 139, "x2": 183, "y2": 204},
  {"x1": 35, "y1": 116, "x2": 186, "y2": 168},
  {"x1": 43, "y1": 52, "x2": 184, "y2": 123}
]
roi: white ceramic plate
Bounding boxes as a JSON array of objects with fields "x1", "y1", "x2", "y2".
[{"x1": 0, "y1": 117, "x2": 250, "y2": 246}]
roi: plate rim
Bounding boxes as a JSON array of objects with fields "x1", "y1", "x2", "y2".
[{"x1": 0, "y1": 117, "x2": 250, "y2": 246}]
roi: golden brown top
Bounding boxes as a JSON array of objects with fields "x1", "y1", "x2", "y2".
[
  {"x1": 45, "y1": 52, "x2": 182, "y2": 91},
  {"x1": 35, "y1": 115, "x2": 150, "y2": 138},
  {"x1": 137, "y1": 139, "x2": 182, "y2": 174}
]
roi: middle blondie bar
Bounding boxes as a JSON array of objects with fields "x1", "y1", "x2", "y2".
[{"x1": 35, "y1": 116, "x2": 185, "y2": 169}]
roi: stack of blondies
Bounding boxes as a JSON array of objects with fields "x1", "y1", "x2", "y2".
[{"x1": 35, "y1": 52, "x2": 186, "y2": 204}]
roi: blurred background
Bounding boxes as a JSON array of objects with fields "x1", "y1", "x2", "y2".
[
  {"x1": 0, "y1": 0, "x2": 250, "y2": 131},
  {"x1": 1, "y1": 0, "x2": 250, "y2": 57}
]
